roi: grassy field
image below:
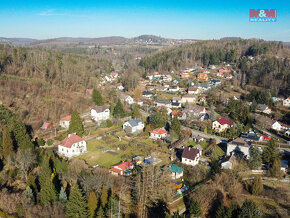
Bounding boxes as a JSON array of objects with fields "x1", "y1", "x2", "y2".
[{"x1": 76, "y1": 129, "x2": 170, "y2": 168}]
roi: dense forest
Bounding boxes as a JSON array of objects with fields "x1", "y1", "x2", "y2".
[{"x1": 139, "y1": 39, "x2": 290, "y2": 96}]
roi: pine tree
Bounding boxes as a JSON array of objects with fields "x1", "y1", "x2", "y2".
[
  {"x1": 113, "y1": 99, "x2": 125, "y2": 118},
  {"x1": 189, "y1": 200, "x2": 202, "y2": 217},
  {"x1": 66, "y1": 184, "x2": 89, "y2": 218},
  {"x1": 101, "y1": 185, "x2": 108, "y2": 209},
  {"x1": 88, "y1": 191, "x2": 98, "y2": 218},
  {"x1": 239, "y1": 200, "x2": 261, "y2": 218},
  {"x1": 248, "y1": 147, "x2": 262, "y2": 170},
  {"x1": 39, "y1": 158, "x2": 58, "y2": 205},
  {"x1": 96, "y1": 207, "x2": 105, "y2": 218},
  {"x1": 262, "y1": 139, "x2": 278, "y2": 165},
  {"x1": 68, "y1": 110, "x2": 84, "y2": 137},
  {"x1": 59, "y1": 187, "x2": 68, "y2": 204},
  {"x1": 24, "y1": 186, "x2": 35, "y2": 204},
  {"x1": 133, "y1": 106, "x2": 141, "y2": 118},
  {"x1": 92, "y1": 89, "x2": 104, "y2": 106},
  {"x1": 251, "y1": 176, "x2": 263, "y2": 195},
  {"x1": 2, "y1": 127, "x2": 13, "y2": 160},
  {"x1": 12, "y1": 118, "x2": 34, "y2": 150},
  {"x1": 269, "y1": 158, "x2": 282, "y2": 178},
  {"x1": 171, "y1": 116, "x2": 181, "y2": 136}
]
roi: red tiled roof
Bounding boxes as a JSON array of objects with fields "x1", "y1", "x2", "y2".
[
  {"x1": 60, "y1": 115, "x2": 71, "y2": 121},
  {"x1": 150, "y1": 128, "x2": 168, "y2": 135},
  {"x1": 188, "y1": 87, "x2": 198, "y2": 91},
  {"x1": 109, "y1": 167, "x2": 122, "y2": 173},
  {"x1": 59, "y1": 133, "x2": 84, "y2": 148},
  {"x1": 217, "y1": 118, "x2": 233, "y2": 126},
  {"x1": 115, "y1": 161, "x2": 133, "y2": 170},
  {"x1": 172, "y1": 110, "x2": 183, "y2": 116}
]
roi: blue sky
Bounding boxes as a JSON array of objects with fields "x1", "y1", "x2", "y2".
[{"x1": 0, "y1": 0, "x2": 289, "y2": 41}]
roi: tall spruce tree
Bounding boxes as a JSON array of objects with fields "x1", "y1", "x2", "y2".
[
  {"x1": 39, "y1": 158, "x2": 57, "y2": 205},
  {"x1": 88, "y1": 191, "x2": 98, "y2": 218},
  {"x1": 262, "y1": 139, "x2": 278, "y2": 165},
  {"x1": 59, "y1": 187, "x2": 68, "y2": 204},
  {"x1": 133, "y1": 106, "x2": 141, "y2": 118},
  {"x1": 113, "y1": 99, "x2": 125, "y2": 118},
  {"x1": 171, "y1": 115, "x2": 181, "y2": 136},
  {"x1": 101, "y1": 185, "x2": 108, "y2": 208},
  {"x1": 251, "y1": 176, "x2": 263, "y2": 195},
  {"x1": 2, "y1": 127, "x2": 14, "y2": 160},
  {"x1": 68, "y1": 110, "x2": 84, "y2": 137},
  {"x1": 248, "y1": 147, "x2": 262, "y2": 170},
  {"x1": 66, "y1": 184, "x2": 89, "y2": 218},
  {"x1": 12, "y1": 118, "x2": 34, "y2": 150},
  {"x1": 92, "y1": 89, "x2": 104, "y2": 106}
]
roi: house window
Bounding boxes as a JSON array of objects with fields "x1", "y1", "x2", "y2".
[
  {"x1": 67, "y1": 150, "x2": 68, "y2": 153},
  {"x1": 72, "y1": 150, "x2": 74, "y2": 153},
  {"x1": 62, "y1": 149, "x2": 64, "y2": 151}
]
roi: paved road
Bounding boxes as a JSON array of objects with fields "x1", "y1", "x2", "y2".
[
  {"x1": 181, "y1": 125, "x2": 228, "y2": 142},
  {"x1": 253, "y1": 124, "x2": 287, "y2": 144}
]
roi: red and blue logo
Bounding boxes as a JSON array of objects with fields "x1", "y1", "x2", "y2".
[{"x1": 249, "y1": 9, "x2": 277, "y2": 22}]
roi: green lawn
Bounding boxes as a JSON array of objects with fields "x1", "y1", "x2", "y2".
[{"x1": 76, "y1": 131, "x2": 170, "y2": 168}]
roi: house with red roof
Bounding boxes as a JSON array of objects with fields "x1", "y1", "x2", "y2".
[
  {"x1": 58, "y1": 133, "x2": 87, "y2": 158},
  {"x1": 59, "y1": 115, "x2": 71, "y2": 129},
  {"x1": 212, "y1": 118, "x2": 234, "y2": 132},
  {"x1": 109, "y1": 161, "x2": 134, "y2": 176},
  {"x1": 40, "y1": 122, "x2": 52, "y2": 130},
  {"x1": 149, "y1": 128, "x2": 168, "y2": 140}
]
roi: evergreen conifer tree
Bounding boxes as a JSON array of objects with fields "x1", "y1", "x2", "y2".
[
  {"x1": 133, "y1": 106, "x2": 141, "y2": 118},
  {"x1": 68, "y1": 110, "x2": 84, "y2": 136},
  {"x1": 88, "y1": 191, "x2": 98, "y2": 218},
  {"x1": 59, "y1": 187, "x2": 68, "y2": 204},
  {"x1": 101, "y1": 185, "x2": 108, "y2": 209},
  {"x1": 92, "y1": 89, "x2": 104, "y2": 106},
  {"x1": 39, "y1": 158, "x2": 57, "y2": 205},
  {"x1": 66, "y1": 184, "x2": 89, "y2": 218},
  {"x1": 2, "y1": 127, "x2": 14, "y2": 160},
  {"x1": 113, "y1": 99, "x2": 125, "y2": 118},
  {"x1": 171, "y1": 115, "x2": 181, "y2": 136}
]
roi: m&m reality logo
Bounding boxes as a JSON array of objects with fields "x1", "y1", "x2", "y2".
[{"x1": 249, "y1": 9, "x2": 277, "y2": 22}]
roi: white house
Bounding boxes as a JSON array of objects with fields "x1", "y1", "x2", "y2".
[
  {"x1": 168, "y1": 86, "x2": 179, "y2": 92},
  {"x1": 283, "y1": 97, "x2": 290, "y2": 107},
  {"x1": 187, "y1": 87, "x2": 200, "y2": 95},
  {"x1": 272, "y1": 121, "x2": 283, "y2": 131},
  {"x1": 58, "y1": 133, "x2": 87, "y2": 158},
  {"x1": 135, "y1": 99, "x2": 143, "y2": 106},
  {"x1": 220, "y1": 155, "x2": 236, "y2": 170},
  {"x1": 181, "y1": 147, "x2": 201, "y2": 166},
  {"x1": 59, "y1": 115, "x2": 71, "y2": 129},
  {"x1": 149, "y1": 128, "x2": 168, "y2": 140},
  {"x1": 163, "y1": 75, "x2": 172, "y2": 82},
  {"x1": 168, "y1": 164, "x2": 183, "y2": 179},
  {"x1": 257, "y1": 104, "x2": 272, "y2": 114},
  {"x1": 123, "y1": 118, "x2": 144, "y2": 134},
  {"x1": 226, "y1": 137, "x2": 250, "y2": 158},
  {"x1": 156, "y1": 100, "x2": 171, "y2": 108},
  {"x1": 212, "y1": 118, "x2": 233, "y2": 132},
  {"x1": 125, "y1": 96, "x2": 134, "y2": 105},
  {"x1": 91, "y1": 106, "x2": 110, "y2": 122},
  {"x1": 142, "y1": 91, "x2": 153, "y2": 98},
  {"x1": 180, "y1": 94, "x2": 197, "y2": 104}
]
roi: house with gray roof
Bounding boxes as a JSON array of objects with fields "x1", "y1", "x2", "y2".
[{"x1": 123, "y1": 118, "x2": 144, "y2": 134}]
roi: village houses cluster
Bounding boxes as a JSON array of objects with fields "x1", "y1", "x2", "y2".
[{"x1": 38, "y1": 62, "x2": 289, "y2": 189}]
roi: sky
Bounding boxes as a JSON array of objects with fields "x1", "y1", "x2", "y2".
[{"x1": 0, "y1": 0, "x2": 289, "y2": 41}]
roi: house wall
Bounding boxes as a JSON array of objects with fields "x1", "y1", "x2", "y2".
[
  {"x1": 150, "y1": 133, "x2": 167, "y2": 140},
  {"x1": 226, "y1": 144, "x2": 249, "y2": 157},
  {"x1": 59, "y1": 120, "x2": 70, "y2": 129},
  {"x1": 91, "y1": 109, "x2": 110, "y2": 122},
  {"x1": 182, "y1": 155, "x2": 199, "y2": 166},
  {"x1": 58, "y1": 141, "x2": 87, "y2": 158},
  {"x1": 212, "y1": 121, "x2": 231, "y2": 132}
]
